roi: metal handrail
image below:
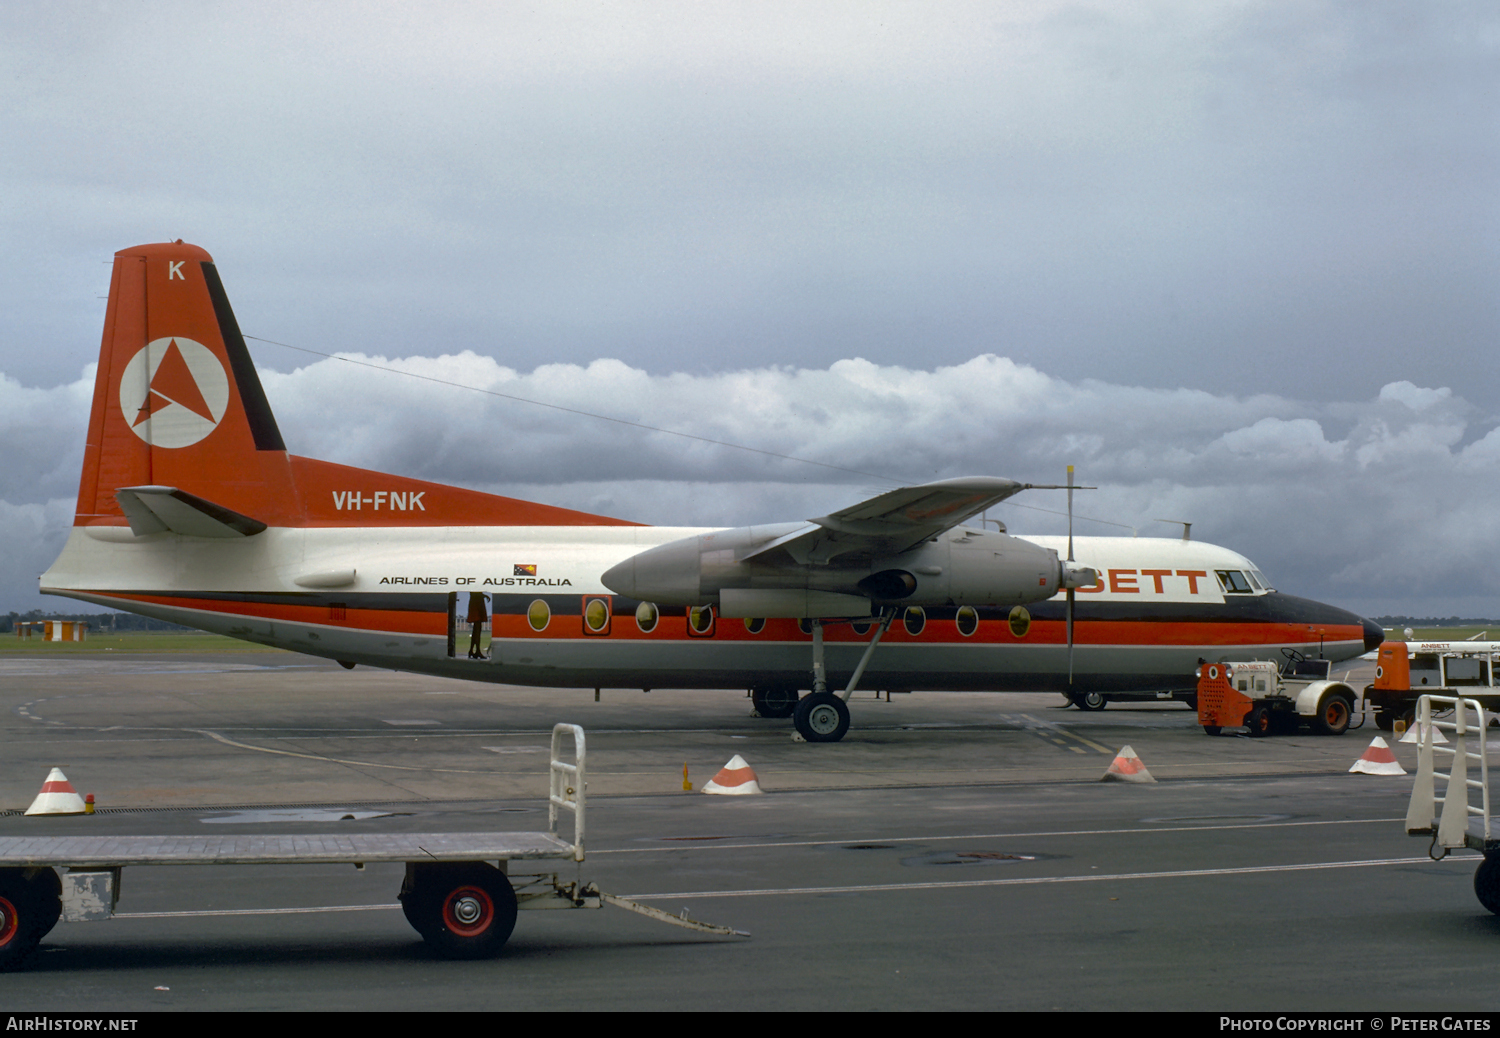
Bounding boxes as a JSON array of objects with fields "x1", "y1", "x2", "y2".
[{"x1": 549, "y1": 724, "x2": 586, "y2": 862}]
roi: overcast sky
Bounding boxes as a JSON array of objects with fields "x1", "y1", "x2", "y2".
[{"x1": 2, "y1": 2, "x2": 1497, "y2": 619}]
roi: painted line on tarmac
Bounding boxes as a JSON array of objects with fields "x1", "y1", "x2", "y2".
[
  {"x1": 623, "y1": 855, "x2": 1466, "y2": 900},
  {"x1": 111, "y1": 853, "x2": 1465, "y2": 919},
  {"x1": 592, "y1": 815, "x2": 1405, "y2": 854}
]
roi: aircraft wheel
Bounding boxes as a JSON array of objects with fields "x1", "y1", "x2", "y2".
[
  {"x1": 1314, "y1": 693, "x2": 1353, "y2": 736},
  {"x1": 752, "y1": 685, "x2": 800, "y2": 719},
  {"x1": 1202, "y1": 726, "x2": 1222, "y2": 736},
  {"x1": 1475, "y1": 857, "x2": 1500, "y2": 915},
  {"x1": 1247, "y1": 704, "x2": 1273, "y2": 738},
  {"x1": 0, "y1": 870, "x2": 50, "y2": 972},
  {"x1": 1074, "y1": 692, "x2": 1107, "y2": 712},
  {"x1": 794, "y1": 692, "x2": 850, "y2": 743},
  {"x1": 400, "y1": 862, "x2": 517, "y2": 959}
]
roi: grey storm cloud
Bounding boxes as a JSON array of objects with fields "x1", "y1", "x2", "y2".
[{"x1": 2, "y1": 2, "x2": 1497, "y2": 618}]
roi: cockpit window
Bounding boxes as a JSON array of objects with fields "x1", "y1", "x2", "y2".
[{"x1": 1216, "y1": 570, "x2": 1254, "y2": 594}]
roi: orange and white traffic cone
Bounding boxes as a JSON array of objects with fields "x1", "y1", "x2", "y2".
[
  {"x1": 703, "y1": 755, "x2": 763, "y2": 795},
  {"x1": 24, "y1": 768, "x2": 88, "y2": 816},
  {"x1": 1101, "y1": 745, "x2": 1156, "y2": 784},
  {"x1": 1349, "y1": 736, "x2": 1405, "y2": 775}
]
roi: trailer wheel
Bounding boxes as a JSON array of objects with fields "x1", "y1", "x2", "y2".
[
  {"x1": 23, "y1": 869, "x2": 60, "y2": 940},
  {"x1": 402, "y1": 863, "x2": 517, "y2": 959},
  {"x1": 0, "y1": 872, "x2": 46, "y2": 971},
  {"x1": 1314, "y1": 693, "x2": 1353, "y2": 736},
  {"x1": 793, "y1": 692, "x2": 850, "y2": 742},
  {"x1": 752, "y1": 685, "x2": 799, "y2": 719},
  {"x1": 1247, "y1": 704, "x2": 1273, "y2": 738},
  {"x1": 1475, "y1": 857, "x2": 1500, "y2": 915}
]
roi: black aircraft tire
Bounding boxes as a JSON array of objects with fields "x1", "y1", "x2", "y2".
[
  {"x1": 794, "y1": 692, "x2": 850, "y2": 743},
  {"x1": 402, "y1": 863, "x2": 517, "y2": 959},
  {"x1": 1475, "y1": 857, "x2": 1500, "y2": 916},
  {"x1": 752, "y1": 685, "x2": 800, "y2": 719},
  {"x1": 1074, "y1": 692, "x2": 1108, "y2": 712}
]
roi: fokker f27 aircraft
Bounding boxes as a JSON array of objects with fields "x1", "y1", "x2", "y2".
[{"x1": 41, "y1": 242, "x2": 1383, "y2": 742}]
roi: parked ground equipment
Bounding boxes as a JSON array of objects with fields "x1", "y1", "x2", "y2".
[
  {"x1": 1403, "y1": 695, "x2": 1500, "y2": 914},
  {"x1": 1195, "y1": 657, "x2": 1360, "y2": 737},
  {"x1": 1367, "y1": 641, "x2": 1500, "y2": 732},
  {"x1": 0, "y1": 725, "x2": 744, "y2": 970}
]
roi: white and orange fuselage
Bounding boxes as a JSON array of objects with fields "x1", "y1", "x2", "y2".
[{"x1": 41, "y1": 242, "x2": 1382, "y2": 695}]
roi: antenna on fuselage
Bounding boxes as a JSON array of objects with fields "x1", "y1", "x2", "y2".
[{"x1": 1155, "y1": 519, "x2": 1192, "y2": 542}]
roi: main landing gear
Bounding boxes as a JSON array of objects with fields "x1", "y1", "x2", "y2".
[{"x1": 790, "y1": 612, "x2": 894, "y2": 743}]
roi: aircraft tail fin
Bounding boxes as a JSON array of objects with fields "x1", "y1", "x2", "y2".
[{"x1": 75, "y1": 241, "x2": 300, "y2": 528}]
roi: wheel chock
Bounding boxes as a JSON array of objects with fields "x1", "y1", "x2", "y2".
[
  {"x1": 1349, "y1": 736, "x2": 1406, "y2": 775},
  {"x1": 24, "y1": 768, "x2": 88, "y2": 816},
  {"x1": 1101, "y1": 746, "x2": 1156, "y2": 784},
  {"x1": 703, "y1": 755, "x2": 763, "y2": 795}
]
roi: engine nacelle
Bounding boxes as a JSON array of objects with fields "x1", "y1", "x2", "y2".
[{"x1": 601, "y1": 524, "x2": 1080, "y2": 616}]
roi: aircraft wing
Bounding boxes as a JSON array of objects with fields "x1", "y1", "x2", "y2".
[{"x1": 742, "y1": 476, "x2": 1026, "y2": 565}]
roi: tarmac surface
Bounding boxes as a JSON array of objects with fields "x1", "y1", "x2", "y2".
[{"x1": 2, "y1": 651, "x2": 1497, "y2": 1012}]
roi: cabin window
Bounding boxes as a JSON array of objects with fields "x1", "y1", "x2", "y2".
[
  {"x1": 956, "y1": 606, "x2": 978, "y2": 637},
  {"x1": 903, "y1": 607, "x2": 926, "y2": 637},
  {"x1": 583, "y1": 597, "x2": 612, "y2": 635},
  {"x1": 689, "y1": 605, "x2": 715, "y2": 637},
  {"x1": 742, "y1": 617, "x2": 765, "y2": 634},
  {"x1": 527, "y1": 599, "x2": 551, "y2": 632},
  {"x1": 1007, "y1": 605, "x2": 1030, "y2": 639},
  {"x1": 851, "y1": 618, "x2": 872, "y2": 636},
  {"x1": 1216, "y1": 570, "x2": 1253, "y2": 594},
  {"x1": 798, "y1": 618, "x2": 814, "y2": 636},
  {"x1": 635, "y1": 601, "x2": 659, "y2": 633}
]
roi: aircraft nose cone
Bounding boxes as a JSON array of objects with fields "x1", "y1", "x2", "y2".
[{"x1": 1362, "y1": 617, "x2": 1385, "y2": 653}]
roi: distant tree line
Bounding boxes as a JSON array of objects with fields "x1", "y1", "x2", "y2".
[
  {"x1": 2, "y1": 610, "x2": 194, "y2": 634},
  {"x1": 1372, "y1": 616, "x2": 1498, "y2": 628}
]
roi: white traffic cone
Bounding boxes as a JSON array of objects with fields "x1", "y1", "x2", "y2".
[
  {"x1": 1349, "y1": 737, "x2": 1405, "y2": 775},
  {"x1": 24, "y1": 768, "x2": 87, "y2": 816},
  {"x1": 1400, "y1": 719, "x2": 1447, "y2": 745},
  {"x1": 703, "y1": 755, "x2": 763, "y2": 795},
  {"x1": 1101, "y1": 745, "x2": 1156, "y2": 784}
]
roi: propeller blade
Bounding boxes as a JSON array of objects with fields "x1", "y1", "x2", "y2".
[{"x1": 1066, "y1": 587, "x2": 1075, "y2": 685}]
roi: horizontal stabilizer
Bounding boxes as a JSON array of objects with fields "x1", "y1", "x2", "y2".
[{"x1": 114, "y1": 486, "x2": 268, "y2": 538}]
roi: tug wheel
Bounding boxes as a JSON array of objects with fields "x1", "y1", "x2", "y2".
[
  {"x1": 0, "y1": 870, "x2": 54, "y2": 972},
  {"x1": 1314, "y1": 693, "x2": 1353, "y2": 736}
]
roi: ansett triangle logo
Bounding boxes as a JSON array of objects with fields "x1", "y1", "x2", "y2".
[{"x1": 117, "y1": 337, "x2": 230, "y2": 448}]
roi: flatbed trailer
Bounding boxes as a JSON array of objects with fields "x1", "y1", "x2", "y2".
[
  {"x1": 0, "y1": 724, "x2": 743, "y2": 970},
  {"x1": 1403, "y1": 695, "x2": 1500, "y2": 914}
]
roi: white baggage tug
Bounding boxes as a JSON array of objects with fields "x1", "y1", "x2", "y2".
[{"x1": 0, "y1": 725, "x2": 743, "y2": 969}]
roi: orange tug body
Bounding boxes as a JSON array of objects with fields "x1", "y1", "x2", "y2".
[{"x1": 1196, "y1": 661, "x2": 1283, "y2": 737}]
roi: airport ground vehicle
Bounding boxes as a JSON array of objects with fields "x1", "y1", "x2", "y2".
[
  {"x1": 1194, "y1": 657, "x2": 1361, "y2": 736},
  {"x1": 0, "y1": 725, "x2": 739, "y2": 970},
  {"x1": 1367, "y1": 641, "x2": 1500, "y2": 731},
  {"x1": 1404, "y1": 695, "x2": 1500, "y2": 914}
]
